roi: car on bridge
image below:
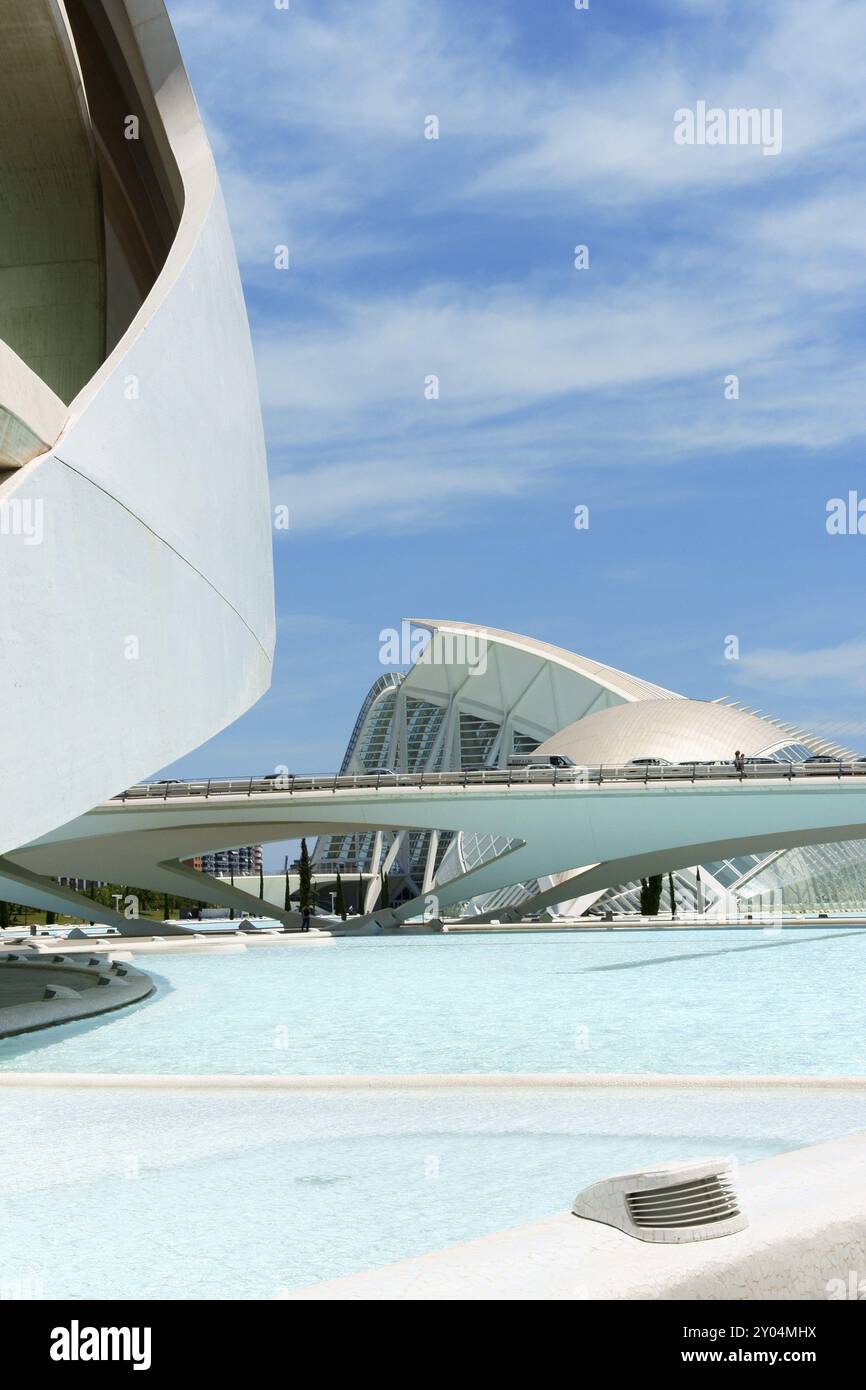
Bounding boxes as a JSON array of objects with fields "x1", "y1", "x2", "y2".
[
  {"x1": 804, "y1": 755, "x2": 854, "y2": 775},
  {"x1": 507, "y1": 754, "x2": 588, "y2": 779}
]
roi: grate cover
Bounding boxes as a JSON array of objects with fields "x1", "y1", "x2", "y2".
[{"x1": 573, "y1": 1157, "x2": 748, "y2": 1244}]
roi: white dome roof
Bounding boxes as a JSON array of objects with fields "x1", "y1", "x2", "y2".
[{"x1": 536, "y1": 699, "x2": 818, "y2": 765}]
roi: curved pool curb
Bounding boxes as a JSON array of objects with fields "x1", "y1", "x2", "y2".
[
  {"x1": 0, "y1": 1070, "x2": 865, "y2": 1089},
  {"x1": 0, "y1": 954, "x2": 154, "y2": 1039}
]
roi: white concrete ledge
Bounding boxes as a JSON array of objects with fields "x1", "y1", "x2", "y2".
[
  {"x1": 282, "y1": 1131, "x2": 866, "y2": 1301},
  {"x1": 0, "y1": 954, "x2": 153, "y2": 1037},
  {"x1": 0, "y1": 1071, "x2": 865, "y2": 1090},
  {"x1": 0, "y1": 931, "x2": 335, "y2": 958}
]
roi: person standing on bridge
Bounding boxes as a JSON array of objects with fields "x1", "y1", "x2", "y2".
[
  {"x1": 301, "y1": 906, "x2": 311, "y2": 932},
  {"x1": 734, "y1": 750, "x2": 745, "y2": 774}
]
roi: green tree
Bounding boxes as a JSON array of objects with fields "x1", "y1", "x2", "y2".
[
  {"x1": 335, "y1": 871, "x2": 347, "y2": 921},
  {"x1": 284, "y1": 858, "x2": 292, "y2": 912},
  {"x1": 668, "y1": 872, "x2": 677, "y2": 919},
  {"x1": 380, "y1": 870, "x2": 390, "y2": 910},
  {"x1": 639, "y1": 875, "x2": 663, "y2": 916},
  {"x1": 298, "y1": 838, "x2": 313, "y2": 912},
  {"x1": 0, "y1": 901, "x2": 9, "y2": 931},
  {"x1": 259, "y1": 864, "x2": 265, "y2": 900}
]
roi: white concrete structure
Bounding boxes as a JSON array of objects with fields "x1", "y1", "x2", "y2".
[
  {"x1": 315, "y1": 621, "x2": 863, "y2": 922},
  {"x1": 10, "y1": 767, "x2": 866, "y2": 929},
  {"x1": 538, "y1": 698, "x2": 832, "y2": 767},
  {"x1": 0, "y1": 2, "x2": 274, "y2": 920},
  {"x1": 283, "y1": 1130, "x2": 866, "y2": 1301},
  {"x1": 315, "y1": 619, "x2": 682, "y2": 912}
]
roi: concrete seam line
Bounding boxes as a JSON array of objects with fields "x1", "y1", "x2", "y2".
[
  {"x1": 53, "y1": 453, "x2": 272, "y2": 665},
  {"x1": 1, "y1": 1072, "x2": 865, "y2": 1090}
]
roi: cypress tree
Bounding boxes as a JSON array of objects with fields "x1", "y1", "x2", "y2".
[
  {"x1": 649, "y1": 875, "x2": 663, "y2": 915},
  {"x1": 335, "y1": 871, "x2": 347, "y2": 921},
  {"x1": 640, "y1": 875, "x2": 663, "y2": 916},
  {"x1": 668, "y1": 872, "x2": 677, "y2": 919},
  {"x1": 299, "y1": 838, "x2": 313, "y2": 912}
]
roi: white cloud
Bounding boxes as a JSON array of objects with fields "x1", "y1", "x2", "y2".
[
  {"x1": 167, "y1": 0, "x2": 866, "y2": 534},
  {"x1": 735, "y1": 640, "x2": 866, "y2": 694},
  {"x1": 254, "y1": 273, "x2": 791, "y2": 427}
]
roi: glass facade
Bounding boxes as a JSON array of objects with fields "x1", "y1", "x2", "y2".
[
  {"x1": 356, "y1": 690, "x2": 398, "y2": 770},
  {"x1": 458, "y1": 714, "x2": 502, "y2": 769},
  {"x1": 199, "y1": 846, "x2": 262, "y2": 878},
  {"x1": 764, "y1": 742, "x2": 815, "y2": 763},
  {"x1": 406, "y1": 699, "x2": 446, "y2": 771},
  {"x1": 738, "y1": 839, "x2": 866, "y2": 913}
]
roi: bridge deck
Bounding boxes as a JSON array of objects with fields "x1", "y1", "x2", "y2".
[{"x1": 113, "y1": 761, "x2": 866, "y2": 802}]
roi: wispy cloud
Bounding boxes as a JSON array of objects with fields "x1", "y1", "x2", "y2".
[
  {"x1": 735, "y1": 640, "x2": 866, "y2": 694},
  {"x1": 165, "y1": 0, "x2": 866, "y2": 532}
]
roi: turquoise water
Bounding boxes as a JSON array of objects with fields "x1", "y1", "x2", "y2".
[
  {"x1": 1, "y1": 928, "x2": 864, "y2": 1076},
  {"x1": 2, "y1": 1085, "x2": 866, "y2": 1299},
  {"x1": 3, "y1": 930, "x2": 866, "y2": 1297}
]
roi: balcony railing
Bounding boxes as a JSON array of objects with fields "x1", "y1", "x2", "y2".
[{"x1": 112, "y1": 760, "x2": 866, "y2": 801}]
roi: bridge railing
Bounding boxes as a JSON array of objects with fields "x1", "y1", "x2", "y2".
[{"x1": 113, "y1": 759, "x2": 866, "y2": 801}]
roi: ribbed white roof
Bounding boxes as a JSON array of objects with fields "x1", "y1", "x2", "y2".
[
  {"x1": 409, "y1": 619, "x2": 681, "y2": 706},
  {"x1": 537, "y1": 698, "x2": 854, "y2": 764}
]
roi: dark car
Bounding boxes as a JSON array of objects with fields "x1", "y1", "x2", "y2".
[{"x1": 804, "y1": 755, "x2": 851, "y2": 776}]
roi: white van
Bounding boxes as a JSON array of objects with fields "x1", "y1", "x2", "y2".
[{"x1": 506, "y1": 753, "x2": 586, "y2": 777}]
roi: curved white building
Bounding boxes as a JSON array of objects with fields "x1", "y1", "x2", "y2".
[
  {"x1": 0, "y1": 2, "x2": 274, "y2": 916},
  {"x1": 315, "y1": 620, "x2": 866, "y2": 920},
  {"x1": 537, "y1": 699, "x2": 826, "y2": 767},
  {"x1": 313, "y1": 619, "x2": 680, "y2": 911}
]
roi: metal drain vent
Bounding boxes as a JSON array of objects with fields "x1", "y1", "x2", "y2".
[{"x1": 572, "y1": 1157, "x2": 747, "y2": 1244}]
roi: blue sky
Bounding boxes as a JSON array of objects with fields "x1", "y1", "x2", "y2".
[{"x1": 161, "y1": 0, "x2": 866, "y2": 813}]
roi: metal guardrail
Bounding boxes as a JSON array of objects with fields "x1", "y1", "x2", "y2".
[{"x1": 113, "y1": 761, "x2": 866, "y2": 802}]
